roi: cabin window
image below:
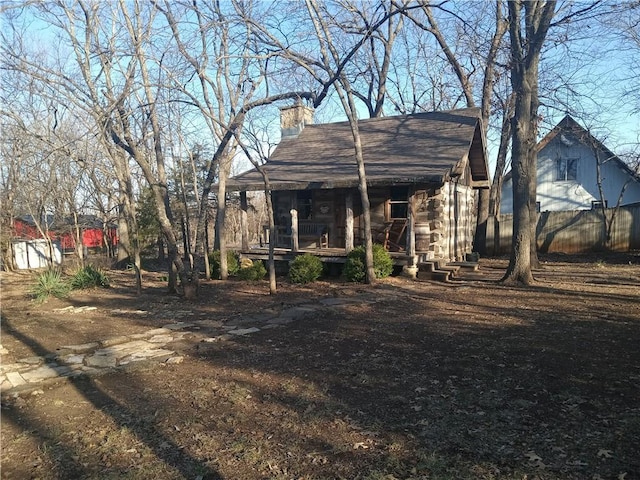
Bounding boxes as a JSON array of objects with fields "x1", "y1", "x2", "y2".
[
  {"x1": 297, "y1": 191, "x2": 313, "y2": 220},
  {"x1": 591, "y1": 200, "x2": 607, "y2": 210},
  {"x1": 536, "y1": 201, "x2": 541, "y2": 213},
  {"x1": 389, "y1": 186, "x2": 409, "y2": 219},
  {"x1": 556, "y1": 157, "x2": 578, "y2": 181}
]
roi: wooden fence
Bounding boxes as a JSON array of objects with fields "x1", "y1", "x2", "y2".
[{"x1": 486, "y1": 203, "x2": 640, "y2": 255}]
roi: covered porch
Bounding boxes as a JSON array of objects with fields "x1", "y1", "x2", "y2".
[{"x1": 235, "y1": 187, "x2": 426, "y2": 266}]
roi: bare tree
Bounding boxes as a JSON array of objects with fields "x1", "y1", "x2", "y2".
[
  {"x1": 0, "y1": 2, "x2": 150, "y2": 291},
  {"x1": 155, "y1": 0, "x2": 316, "y2": 284},
  {"x1": 503, "y1": 0, "x2": 556, "y2": 285},
  {"x1": 403, "y1": 1, "x2": 510, "y2": 256}
]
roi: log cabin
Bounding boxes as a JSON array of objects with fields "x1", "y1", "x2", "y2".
[{"x1": 227, "y1": 105, "x2": 490, "y2": 275}]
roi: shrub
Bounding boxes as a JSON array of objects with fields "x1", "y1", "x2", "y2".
[
  {"x1": 70, "y1": 264, "x2": 110, "y2": 289},
  {"x1": 288, "y1": 254, "x2": 323, "y2": 284},
  {"x1": 208, "y1": 250, "x2": 240, "y2": 279},
  {"x1": 31, "y1": 269, "x2": 70, "y2": 302},
  {"x1": 343, "y1": 244, "x2": 393, "y2": 283},
  {"x1": 237, "y1": 259, "x2": 267, "y2": 281}
]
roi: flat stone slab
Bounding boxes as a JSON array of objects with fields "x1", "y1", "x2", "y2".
[
  {"x1": 199, "y1": 320, "x2": 224, "y2": 329},
  {"x1": 148, "y1": 334, "x2": 175, "y2": 344},
  {"x1": 99, "y1": 335, "x2": 132, "y2": 347},
  {"x1": 165, "y1": 356, "x2": 184, "y2": 364},
  {"x1": 17, "y1": 356, "x2": 45, "y2": 365},
  {"x1": 6, "y1": 372, "x2": 27, "y2": 387},
  {"x1": 93, "y1": 340, "x2": 155, "y2": 359},
  {"x1": 128, "y1": 333, "x2": 152, "y2": 340},
  {"x1": 118, "y1": 349, "x2": 174, "y2": 365},
  {"x1": 57, "y1": 354, "x2": 85, "y2": 365},
  {"x1": 112, "y1": 309, "x2": 148, "y2": 315},
  {"x1": 53, "y1": 306, "x2": 97, "y2": 314},
  {"x1": 21, "y1": 365, "x2": 68, "y2": 382},
  {"x1": 228, "y1": 327, "x2": 261, "y2": 336},
  {"x1": 162, "y1": 322, "x2": 196, "y2": 331},
  {"x1": 84, "y1": 354, "x2": 117, "y2": 368},
  {"x1": 202, "y1": 334, "x2": 233, "y2": 343},
  {"x1": 59, "y1": 342, "x2": 99, "y2": 353},
  {"x1": 267, "y1": 317, "x2": 295, "y2": 325},
  {"x1": 144, "y1": 328, "x2": 171, "y2": 336},
  {"x1": 1, "y1": 363, "x2": 31, "y2": 374}
]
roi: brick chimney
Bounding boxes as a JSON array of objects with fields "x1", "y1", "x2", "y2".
[{"x1": 279, "y1": 103, "x2": 314, "y2": 140}]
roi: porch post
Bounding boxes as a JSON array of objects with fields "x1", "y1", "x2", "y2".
[
  {"x1": 240, "y1": 191, "x2": 249, "y2": 252},
  {"x1": 290, "y1": 194, "x2": 299, "y2": 252},
  {"x1": 406, "y1": 187, "x2": 416, "y2": 266},
  {"x1": 401, "y1": 187, "x2": 418, "y2": 279},
  {"x1": 345, "y1": 191, "x2": 354, "y2": 252}
]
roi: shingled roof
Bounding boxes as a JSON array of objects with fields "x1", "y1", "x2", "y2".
[{"x1": 229, "y1": 107, "x2": 489, "y2": 191}]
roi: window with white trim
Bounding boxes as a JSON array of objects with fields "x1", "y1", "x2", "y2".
[{"x1": 556, "y1": 157, "x2": 578, "y2": 181}]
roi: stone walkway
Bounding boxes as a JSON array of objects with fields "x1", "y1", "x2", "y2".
[{"x1": 1, "y1": 295, "x2": 373, "y2": 397}]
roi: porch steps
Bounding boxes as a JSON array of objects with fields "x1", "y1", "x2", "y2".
[
  {"x1": 417, "y1": 260, "x2": 460, "y2": 282},
  {"x1": 448, "y1": 261, "x2": 479, "y2": 272},
  {"x1": 416, "y1": 258, "x2": 480, "y2": 282}
]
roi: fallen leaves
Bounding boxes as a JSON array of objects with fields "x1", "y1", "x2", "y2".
[
  {"x1": 524, "y1": 450, "x2": 546, "y2": 469},
  {"x1": 597, "y1": 448, "x2": 613, "y2": 459}
]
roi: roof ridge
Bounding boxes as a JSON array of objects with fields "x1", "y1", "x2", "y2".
[{"x1": 302, "y1": 107, "x2": 482, "y2": 129}]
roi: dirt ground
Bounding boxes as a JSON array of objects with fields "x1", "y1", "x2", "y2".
[{"x1": 1, "y1": 253, "x2": 640, "y2": 480}]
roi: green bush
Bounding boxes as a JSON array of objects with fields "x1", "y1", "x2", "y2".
[
  {"x1": 31, "y1": 269, "x2": 70, "y2": 302},
  {"x1": 237, "y1": 259, "x2": 267, "y2": 281},
  {"x1": 288, "y1": 253, "x2": 323, "y2": 284},
  {"x1": 343, "y1": 244, "x2": 393, "y2": 283},
  {"x1": 208, "y1": 250, "x2": 240, "y2": 279},
  {"x1": 70, "y1": 264, "x2": 110, "y2": 289}
]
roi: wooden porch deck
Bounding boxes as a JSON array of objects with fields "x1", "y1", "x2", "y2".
[
  {"x1": 239, "y1": 246, "x2": 479, "y2": 282},
  {"x1": 240, "y1": 246, "x2": 410, "y2": 266}
]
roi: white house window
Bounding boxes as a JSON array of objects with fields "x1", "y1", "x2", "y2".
[
  {"x1": 556, "y1": 157, "x2": 578, "y2": 181},
  {"x1": 591, "y1": 200, "x2": 607, "y2": 210}
]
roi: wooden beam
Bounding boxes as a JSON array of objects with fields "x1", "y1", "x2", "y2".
[
  {"x1": 406, "y1": 187, "x2": 416, "y2": 266},
  {"x1": 240, "y1": 191, "x2": 249, "y2": 252},
  {"x1": 345, "y1": 191, "x2": 354, "y2": 253},
  {"x1": 290, "y1": 194, "x2": 299, "y2": 252}
]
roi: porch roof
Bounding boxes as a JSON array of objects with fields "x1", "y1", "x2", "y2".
[{"x1": 229, "y1": 107, "x2": 489, "y2": 192}]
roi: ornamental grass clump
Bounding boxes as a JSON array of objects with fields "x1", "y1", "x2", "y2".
[
  {"x1": 343, "y1": 244, "x2": 393, "y2": 283},
  {"x1": 31, "y1": 269, "x2": 70, "y2": 302},
  {"x1": 70, "y1": 264, "x2": 110, "y2": 289},
  {"x1": 288, "y1": 253, "x2": 323, "y2": 284},
  {"x1": 237, "y1": 259, "x2": 267, "y2": 281}
]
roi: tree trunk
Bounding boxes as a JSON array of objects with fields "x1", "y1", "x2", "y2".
[
  {"x1": 502, "y1": 0, "x2": 555, "y2": 285},
  {"x1": 216, "y1": 160, "x2": 230, "y2": 280},
  {"x1": 473, "y1": 189, "x2": 490, "y2": 256}
]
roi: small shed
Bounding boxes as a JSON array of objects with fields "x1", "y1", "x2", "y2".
[
  {"x1": 229, "y1": 106, "x2": 490, "y2": 267},
  {"x1": 12, "y1": 239, "x2": 62, "y2": 269}
]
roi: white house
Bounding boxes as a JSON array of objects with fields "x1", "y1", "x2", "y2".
[{"x1": 500, "y1": 116, "x2": 640, "y2": 214}]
